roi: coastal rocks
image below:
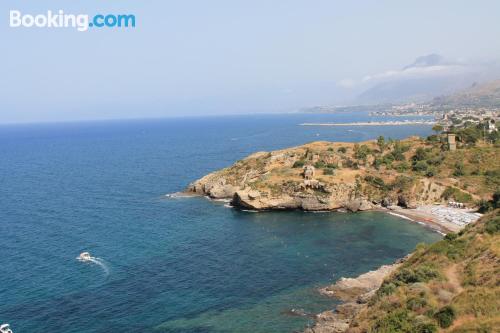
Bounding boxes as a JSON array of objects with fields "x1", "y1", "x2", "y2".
[
  {"x1": 381, "y1": 197, "x2": 392, "y2": 208},
  {"x1": 320, "y1": 264, "x2": 399, "y2": 301},
  {"x1": 188, "y1": 174, "x2": 237, "y2": 199},
  {"x1": 231, "y1": 189, "x2": 344, "y2": 211},
  {"x1": 345, "y1": 199, "x2": 373, "y2": 212},
  {"x1": 305, "y1": 263, "x2": 400, "y2": 333},
  {"x1": 397, "y1": 194, "x2": 417, "y2": 209}
]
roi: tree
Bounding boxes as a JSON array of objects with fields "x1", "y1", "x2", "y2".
[
  {"x1": 377, "y1": 135, "x2": 386, "y2": 152},
  {"x1": 432, "y1": 124, "x2": 443, "y2": 134},
  {"x1": 453, "y1": 161, "x2": 465, "y2": 177},
  {"x1": 354, "y1": 144, "x2": 371, "y2": 160},
  {"x1": 413, "y1": 147, "x2": 427, "y2": 161}
]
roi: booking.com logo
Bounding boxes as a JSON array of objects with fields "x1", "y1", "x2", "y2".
[{"x1": 9, "y1": 10, "x2": 136, "y2": 32}]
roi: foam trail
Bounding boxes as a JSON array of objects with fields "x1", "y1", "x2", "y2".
[
  {"x1": 88, "y1": 257, "x2": 110, "y2": 275},
  {"x1": 388, "y1": 212, "x2": 414, "y2": 221}
]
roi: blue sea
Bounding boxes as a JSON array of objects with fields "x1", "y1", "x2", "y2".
[{"x1": 0, "y1": 113, "x2": 441, "y2": 333}]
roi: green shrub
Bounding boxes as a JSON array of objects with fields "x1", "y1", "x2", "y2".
[
  {"x1": 444, "y1": 232, "x2": 458, "y2": 241},
  {"x1": 434, "y1": 306, "x2": 455, "y2": 328},
  {"x1": 415, "y1": 322, "x2": 437, "y2": 333},
  {"x1": 364, "y1": 175, "x2": 387, "y2": 190},
  {"x1": 372, "y1": 310, "x2": 413, "y2": 332},
  {"x1": 426, "y1": 155, "x2": 444, "y2": 166},
  {"x1": 429, "y1": 237, "x2": 467, "y2": 260},
  {"x1": 355, "y1": 144, "x2": 371, "y2": 160},
  {"x1": 484, "y1": 216, "x2": 500, "y2": 234},
  {"x1": 394, "y1": 162, "x2": 410, "y2": 173},
  {"x1": 377, "y1": 281, "x2": 396, "y2": 297},
  {"x1": 413, "y1": 160, "x2": 429, "y2": 172},
  {"x1": 414, "y1": 147, "x2": 428, "y2": 161},
  {"x1": 393, "y1": 265, "x2": 440, "y2": 285},
  {"x1": 338, "y1": 146, "x2": 347, "y2": 153},
  {"x1": 292, "y1": 160, "x2": 305, "y2": 168},
  {"x1": 314, "y1": 161, "x2": 326, "y2": 169},
  {"x1": 323, "y1": 168, "x2": 335, "y2": 175},
  {"x1": 406, "y1": 297, "x2": 427, "y2": 311},
  {"x1": 453, "y1": 161, "x2": 466, "y2": 177},
  {"x1": 425, "y1": 167, "x2": 436, "y2": 177},
  {"x1": 441, "y1": 186, "x2": 472, "y2": 203}
]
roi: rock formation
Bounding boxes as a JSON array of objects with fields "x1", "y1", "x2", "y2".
[{"x1": 185, "y1": 137, "x2": 483, "y2": 211}]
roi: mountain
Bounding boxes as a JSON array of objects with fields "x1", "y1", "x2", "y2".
[
  {"x1": 432, "y1": 79, "x2": 500, "y2": 107},
  {"x1": 356, "y1": 54, "x2": 479, "y2": 104},
  {"x1": 403, "y1": 54, "x2": 446, "y2": 70}
]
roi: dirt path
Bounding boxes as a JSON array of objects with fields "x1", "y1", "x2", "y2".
[{"x1": 445, "y1": 264, "x2": 464, "y2": 294}]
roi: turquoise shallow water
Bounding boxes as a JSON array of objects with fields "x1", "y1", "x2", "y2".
[{"x1": 0, "y1": 114, "x2": 440, "y2": 332}]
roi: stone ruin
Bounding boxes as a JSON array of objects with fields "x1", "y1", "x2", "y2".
[{"x1": 303, "y1": 165, "x2": 315, "y2": 180}]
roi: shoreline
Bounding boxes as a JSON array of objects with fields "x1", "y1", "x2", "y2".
[
  {"x1": 299, "y1": 121, "x2": 436, "y2": 126},
  {"x1": 305, "y1": 261, "x2": 403, "y2": 333},
  {"x1": 181, "y1": 192, "x2": 479, "y2": 234}
]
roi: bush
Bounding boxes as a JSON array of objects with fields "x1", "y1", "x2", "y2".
[
  {"x1": 338, "y1": 146, "x2": 347, "y2": 153},
  {"x1": 425, "y1": 167, "x2": 436, "y2": 177},
  {"x1": 377, "y1": 281, "x2": 397, "y2": 296},
  {"x1": 441, "y1": 186, "x2": 472, "y2": 203},
  {"x1": 392, "y1": 175, "x2": 414, "y2": 191},
  {"x1": 314, "y1": 161, "x2": 326, "y2": 169},
  {"x1": 372, "y1": 310, "x2": 413, "y2": 332},
  {"x1": 354, "y1": 144, "x2": 371, "y2": 160},
  {"x1": 434, "y1": 306, "x2": 455, "y2": 328},
  {"x1": 364, "y1": 175, "x2": 387, "y2": 189},
  {"x1": 292, "y1": 160, "x2": 305, "y2": 168},
  {"x1": 444, "y1": 232, "x2": 458, "y2": 241},
  {"x1": 426, "y1": 155, "x2": 444, "y2": 166},
  {"x1": 413, "y1": 160, "x2": 429, "y2": 172},
  {"x1": 415, "y1": 322, "x2": 437, "y2": 333},
  {"x1": 453, "y1": 161, "x2": 466, "y2": 177},
  {"x1": 414, "y1": 147, "x2": 428, "y2": 161},
  {"x1": 323, "y1": 168, "x2": 335, "y2": 175},
  {"x1": 484, "y1": 216, "x2": 500, "y2": 234},
  {"x1": 394, "y1": 162, "x2": 410, "y2": 173},
  {"x1": 406, "y1": 297, "x2": 427, "y2": 311},
  {"x1": 393, "y1": 265, "x2": 440, "y2": 284}
]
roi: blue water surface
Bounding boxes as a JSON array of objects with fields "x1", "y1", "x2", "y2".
[{"x1": 0, "y1": 113, "x2": 441, "y2": 332}]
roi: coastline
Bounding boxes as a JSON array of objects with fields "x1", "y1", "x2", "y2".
[
  {"x1": 379, "y1": 205, "x2": 481, "y2": 234},
  {"x1": 305, "y1": 261, "x2": 403, "y2": 333},
  {"x1": 299, "y1": 121, "x2": 436, "y2": 126},
  {"x1": 183, "y1": 191, "x2": 479, "y2": 235}
]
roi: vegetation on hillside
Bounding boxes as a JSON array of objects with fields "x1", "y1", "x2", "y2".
[{"x1": 348, "y1": 210, "x2": 500, "y2": 332}]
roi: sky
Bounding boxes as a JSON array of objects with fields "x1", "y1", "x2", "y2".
[{"x1": 2, "y1": 0, "x2": 500, "y2": 123}]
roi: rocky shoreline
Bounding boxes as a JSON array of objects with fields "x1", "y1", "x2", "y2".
[{"x1": 304, "y1": 261, "x2": 403, "y2": 333}]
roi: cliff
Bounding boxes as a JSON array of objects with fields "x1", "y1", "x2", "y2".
[{"x1": 186, "y1": 136, "x2": 498, "y2": 212}]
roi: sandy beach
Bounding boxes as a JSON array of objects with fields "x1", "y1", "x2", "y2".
[{"x1": 383, "y1": 205, "x2": 482, "y2": 233}]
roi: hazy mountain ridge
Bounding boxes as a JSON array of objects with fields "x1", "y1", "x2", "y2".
[
  {"x1": 432, "y1": 79, "x2": 500, "y2": 107},
  {"x1": 355, "y1": 54, "x2": 498, "y2": 105}
]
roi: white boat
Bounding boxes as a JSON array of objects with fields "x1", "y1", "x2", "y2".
[
  {"x1": 77, "y1": 252, "x2": 92, "y2": 262},
  {"x1": 0, "y1": 324, "x2": 13, "y2": 333}
]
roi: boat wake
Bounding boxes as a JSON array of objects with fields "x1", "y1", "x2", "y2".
[
  {"x1": 164, "y1": 192, "x2": 195, "y2": 199},
  {"x1": 77, "y1": 252, "x2": 110, "y2": 276}
]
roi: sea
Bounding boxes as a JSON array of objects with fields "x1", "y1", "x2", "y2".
[{"x1": 0, "y1": 113, "x2": 441, "y2": 333}]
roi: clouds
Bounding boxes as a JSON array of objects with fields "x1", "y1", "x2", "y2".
[{"x1": 338, "y1": 55, "x2": 473, "y2": 88}]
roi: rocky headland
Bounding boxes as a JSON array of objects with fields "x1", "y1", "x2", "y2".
[{"x1": 186, "y1": 136, "x2": 495, "y2": 222}]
